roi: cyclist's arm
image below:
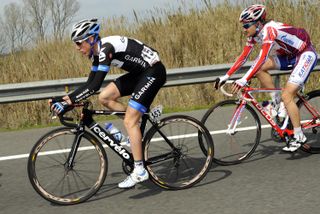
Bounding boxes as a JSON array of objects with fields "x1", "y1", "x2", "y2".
[
  {"x1": 68, "y1": 71, "x2": 108, "y2": 103},
  {"x1": 58, "y1": 56, "x2": 99, "y2": 104},
  {"x1": 67, "y1": 56, "x2": 99, "y2": 96},
  {"x1": 226, "y1": 44, "x2": 254, "y2": 76},
  {"x1": 67, "y1": 44, "x2": 115, "y2": 103},
  {"x1": 242, "y1": 26, "x2": 277, "y2": 81},
  {"x1": 242, "y1": 43, "x2": 273, "y2": 81}
]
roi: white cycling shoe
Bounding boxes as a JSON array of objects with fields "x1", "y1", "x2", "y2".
[
  {"x1": 118, "y1": 169, "x2": 149, "y2": 189},
  {"x1": 282, "y1": 135, "x2": 307, "y2": 152}
]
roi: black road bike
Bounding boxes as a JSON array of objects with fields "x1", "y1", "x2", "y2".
[{"x1": 27, "y1": 101, "x2": 214, "y2": 205}]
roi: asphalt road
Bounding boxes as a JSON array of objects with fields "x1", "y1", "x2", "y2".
[{"x1": 0, "y1": 110, "x2": 319, "y2": 214}]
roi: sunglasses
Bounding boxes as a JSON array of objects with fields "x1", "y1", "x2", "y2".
[
  {"x1": 75, "y1": 37, "x2": 92, "y2": 46},
  {"x1": 243, "y1": 22, "x2": 256, "y2": 29},
  {"x1": 75, "y1": 41, "x2": 83, "y2": 46}
]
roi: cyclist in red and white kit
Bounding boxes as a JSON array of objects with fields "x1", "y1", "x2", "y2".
[{"x1": 215, "y1": 4, "x2": 318, "y2": 152}]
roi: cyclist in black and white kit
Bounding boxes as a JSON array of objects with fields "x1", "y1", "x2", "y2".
[{"x1": 50, "y1": 19, "x2": 167, "y2": 188}]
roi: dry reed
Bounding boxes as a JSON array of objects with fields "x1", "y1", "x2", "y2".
[{"x1": 1, "y1": 0, "x2": 320, "y2": 129}]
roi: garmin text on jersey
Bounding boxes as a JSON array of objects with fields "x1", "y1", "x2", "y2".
[{"x1": 124, "y1": 54, "x2": 147, "y2": 68}]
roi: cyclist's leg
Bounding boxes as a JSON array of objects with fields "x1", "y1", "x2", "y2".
[
  {"x1": 256, "y1": 57, "x2": 281, "y2": 104},
  {"x1": 261, "y1": 55, "x2": 299, "y2": 117},
  {"x1": 282, "y1": 50, "x2": 317, "y2": 150},
  {"x1": 125, "y1": 62, "x2": 166, "y2": 161},
  {"x1": 282, "y1": 83, "x2": 301, "y2": 129},
  {"x1": 124, "y1": 107, "x2": 144, "y2": 160},
  {"x1": 285, "y1": 50, "x2": 318, "y2": 129},
  {"x1": 98, "y1": 72, "x2": 139, "y2": 111},
  {"x1": 98, "y1": 82, "x2": 125, "y2": 110},
  {"x1": 255, "y1": 57, "x2": 277, "y2": 88},
  {"x1": 119, "y1": 62, "x2": 166, "y2": 188},
  {"x1": 282, "y1": 83, "x2": 306, "y2": 152}
]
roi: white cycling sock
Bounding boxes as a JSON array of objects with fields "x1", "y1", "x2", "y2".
[
  {"x1": 134, "y1": 160, "x2": 145, "y2": 175},
  {"x1": 294, "y1": 127, "x2": 303, "y2": 139}
]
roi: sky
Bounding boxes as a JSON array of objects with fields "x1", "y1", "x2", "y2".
[
  {"x1": 0, "y1": 0, "x2": 208, "y2": 53},
  {"x1": 75, "y1": 0, "x2": 182, "y2": 21},
  {"x1": 0, "y1": 0, "x2": 202, "y2": 22}
]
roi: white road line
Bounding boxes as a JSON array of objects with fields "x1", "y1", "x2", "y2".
[
  {"x1": 0, "y1": 124, "x2": 273, "y2": 162},
  {"x1": 0, "y1": 132, "x2": 202, "y2": 161}
]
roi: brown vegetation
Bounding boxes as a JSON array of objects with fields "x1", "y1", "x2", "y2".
[{"x1": 1, "y1": 0, "x2": 320, "y2": 129}]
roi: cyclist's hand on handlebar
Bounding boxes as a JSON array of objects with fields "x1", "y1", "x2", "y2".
[
  {"x1": 51, "y1": 101, "x2": 70, "y2": 115},
  {"x1": 48, "y1": 96, "x2": 64, "y2": 106},
  {"x1": 231, "y1": 78, "x2": 247, "y2": 94},
  {"x1": 214, "y1": 74, "x2": 230, "y2": 89},
  {"x1": 49, "y1": 96, "x2": 74, "y2": 115}
]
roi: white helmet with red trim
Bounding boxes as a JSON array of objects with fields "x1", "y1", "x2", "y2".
[{"x1": 239, "y1": 4, "x2": 266, "y2": 23}]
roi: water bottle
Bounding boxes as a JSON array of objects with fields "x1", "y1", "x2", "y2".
[
  {"x1": 121, "y1": 137, "x2": 131, "y2": 147},
  {"x1": 105, "y1": 123, "x2": 123, "y2": 142}
]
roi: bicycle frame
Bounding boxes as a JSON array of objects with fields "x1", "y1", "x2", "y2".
[
  {"x1": 228, "y1": 86, "x2": 295, "y2": 140},
  {"x1": 61, "y1": 103, "x2": 176, "y2": 169},
  {"x1": 297, "y1": 94, "x2": 320, "y2": 130},
  {"x1": 209, "y1": 80, "x2": 320, "y2": 164}
]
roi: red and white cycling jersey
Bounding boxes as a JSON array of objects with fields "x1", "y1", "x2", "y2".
[{"x1": 227, "y1": 20, "x2": 312, "y2": 81}]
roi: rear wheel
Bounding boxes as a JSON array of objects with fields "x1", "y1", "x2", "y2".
[
  {"x1": 296, "y1": 90, "x2": 320, "y2": 153},
  {"x1": 143, "y1": 115, "x2": 214, "y2": 190}
]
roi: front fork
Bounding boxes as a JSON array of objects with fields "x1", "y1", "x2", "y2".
[
  {"x1": 66, "y1": 126, "x2": 85, "y2": 169},
  {"x1": 227, "y1": 101, "x2": 246, "y2": 135}
]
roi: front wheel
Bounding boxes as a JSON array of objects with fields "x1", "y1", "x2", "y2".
[
  {"x1": 27, "y1": 127, "x2": 108, "y2": 205},
  {"x1": 143, "y1": 115, "x2": 214, "y2": 190},
  {"x1": 201, "y1": 100, "x2": 261, "y2": 165}
]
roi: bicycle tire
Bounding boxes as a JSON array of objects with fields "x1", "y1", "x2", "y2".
[
  {"x1": 296, "y1": 90, "x2": 320, "y2": 153},
  {"x1": 27, "y1": 127, "x2": 108, "y2": 205},
  {"x1": 143, "y1": 115, "x2": 214, "y2": 190},
  {"x1": 200, "y1": 100, "x2": 261, "y2": 165}
]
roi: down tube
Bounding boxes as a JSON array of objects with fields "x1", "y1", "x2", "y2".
[{"x1": 89, "y1": 122, "x2": 134, "y2": 164}]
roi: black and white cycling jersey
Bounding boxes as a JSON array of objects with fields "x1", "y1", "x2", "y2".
[
  {"x1": 68, "y1": 36, "x2": 165, "y2": 111},
  {"x1": 96, "y1": 36, "x2": 160, "y2": 73}
]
